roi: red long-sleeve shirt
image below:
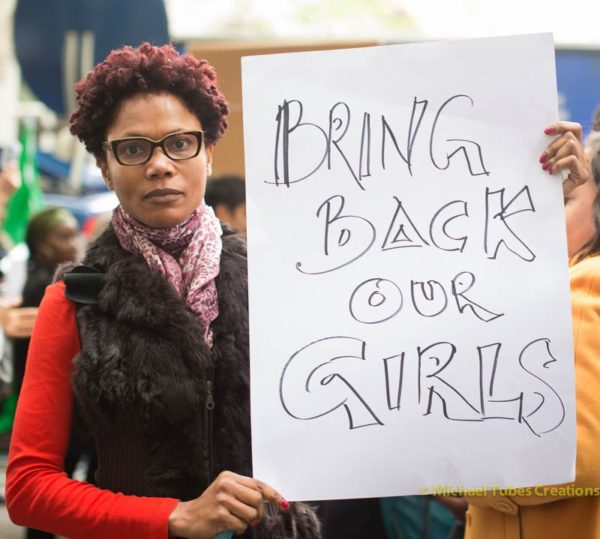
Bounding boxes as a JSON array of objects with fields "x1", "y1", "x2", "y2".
[{"x1": 6, "y1": 281, "x2": 179, "y2": 538}]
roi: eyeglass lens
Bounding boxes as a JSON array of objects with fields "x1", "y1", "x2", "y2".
[{"x1": 115, "y1": 132, "x2": 200, "y2": 165}]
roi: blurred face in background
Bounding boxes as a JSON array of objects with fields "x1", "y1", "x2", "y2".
[
  {"x1": 37, "y1": 215, "x2": 82, "y2": 264},
  {"x1": 214, "y1": 202, "x2": 247, "y2": 233},
  {"x1": 230, "y1": 203, "x2": 247, "y2": 233}
]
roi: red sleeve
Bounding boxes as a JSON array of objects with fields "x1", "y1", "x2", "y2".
[{"x1": 6, "y1": 281, "x2": 179, "y2": 539}]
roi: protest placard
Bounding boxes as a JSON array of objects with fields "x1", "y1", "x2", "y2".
[{"x1": 242, "y1": 33, "x2": 575, "y2": 500}]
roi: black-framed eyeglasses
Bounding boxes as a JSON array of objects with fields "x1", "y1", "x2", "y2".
[{"x1": 103, "y1": 131, "x2": 204, "y2": 166}]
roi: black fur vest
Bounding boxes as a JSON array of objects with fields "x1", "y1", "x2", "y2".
[{"x1": 67, "y1": 225, "x2": 321, "y2": 538}]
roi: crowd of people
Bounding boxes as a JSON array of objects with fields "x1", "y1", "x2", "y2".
[{"x1": 0, "y1": 41, "x2": 597, "y2": 539}]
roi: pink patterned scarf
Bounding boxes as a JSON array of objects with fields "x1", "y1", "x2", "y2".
[{"x1": 111, "y1": 202, "x2": 222, "y2": 346}]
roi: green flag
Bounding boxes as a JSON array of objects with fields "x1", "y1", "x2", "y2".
[
  {"x1": 0, "y1": 392, "x2": 16, "y2": 435},
  {"x1": 3, "y1": 118, "x2": 44, "y2": 244}
]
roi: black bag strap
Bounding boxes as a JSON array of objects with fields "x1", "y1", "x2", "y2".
[{"x1": 64, "y1": 265, "x2": 106, "y2": 305}]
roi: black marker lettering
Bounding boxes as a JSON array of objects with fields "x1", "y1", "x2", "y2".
[
  {"x1": 297, "y1": 195, "x2": 376, "y2": 275},
  {"x1": 429, "y1": 200, "x2": 469, "y2": 252},
  {"x1": 272, "y1": 99, "x2": 328, "y2": 187},
  {"x1": 279, "y1": 336, "x2": 383, "y2": 429},
  {"x1": 484, "y1": 186, "x2": 536, "y2": 261},
  {"x1": 382, "y1": 196, "x2": 430, "y2": 251},
  {"x1": 429, "y1": 94, "x2": 490, "y2": 176},
  {"x1": 451, "y1": 271, "x2": 503, "y2": 322}
]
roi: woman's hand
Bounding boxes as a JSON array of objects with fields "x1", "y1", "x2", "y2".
[
  {"x1": 540, "y1": 122, "x2": 592, "y2": 197},
  {"x1": 167, "y1": 471, "x2": 288, "y2": 539}
]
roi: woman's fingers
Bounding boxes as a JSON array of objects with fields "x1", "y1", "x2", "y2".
[
  {"x1": 254, "y1": 478, "x2": 289, "y2": 510},
  {"x1": 544, "y1": 121, "x2": 582, "y2": 140},
  {"x1": 541, "y1": 121, "x2": 591, "y2": 196},
  {"x1": 234, "y1": 473, "x2": 288, "y2": 510},
  {"x1": 168, "y1": 472, "x2": 279, "y2": 538},
  {"x1": 219, "y1": 480, "x2": 264, "y2": 525},
  {"x1": 541, "y1": 129, "x2": 581, "y2": 168},
  {"x1": 210, "y1": 471, "x2": 288, "y2": 531},
  {"x1": 223, "y1": 495, "x2": 261, "y2": 529},
  {"x1": 220, "y1": 510, "x2": 249, "y2": 536}
]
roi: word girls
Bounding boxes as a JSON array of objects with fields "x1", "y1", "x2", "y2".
[{"x1": 279, "y1": 336, "x2": 565, "y2": 438}]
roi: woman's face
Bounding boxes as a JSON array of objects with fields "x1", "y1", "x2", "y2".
[
  {"x1": 99, "y1": 92, "x2": 213, "y2": 228},
  {"x1": 564, "y1": 177, "x2": 597, "y2": 257}
]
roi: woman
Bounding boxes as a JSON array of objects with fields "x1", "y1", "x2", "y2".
[
  {"x1": 465, "y1": 122, "x2": 600, "y2": 538},
  {"x1": 5, "y1": 43, "x2": 320, "y2": 539}
]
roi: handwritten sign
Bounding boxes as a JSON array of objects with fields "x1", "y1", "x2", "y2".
[{"x1": 242, "y1": 33, "x2": 575, "y2": 500}]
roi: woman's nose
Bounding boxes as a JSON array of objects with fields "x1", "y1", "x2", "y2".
[{"x1": 146, "y1": 147, "x2": 174, "y2": 177}]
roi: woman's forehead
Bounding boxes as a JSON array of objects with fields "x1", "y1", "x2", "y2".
[{"x1": 109, "y1": 92, "x2": 202, "y2": 138}]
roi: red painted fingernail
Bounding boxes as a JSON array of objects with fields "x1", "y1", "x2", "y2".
[
  {"x1": 542, "y1": 162, "x2": 550, "y2": 170},
  {"x1": 544, "y1": 126, "x2": 555, "y2": 134},
  {"x1": 539, "y1": 153, "x2": 547, "y2": 163},
  {"x1": 280, "y1": 499, "x2": 289, "y2": 510}
]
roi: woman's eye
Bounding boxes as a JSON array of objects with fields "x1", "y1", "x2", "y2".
[
  {"x1": 171, "y1": 137, "x2": 190, "y2": 150},
  {"x1": 123, "y1": 143, "x2": 143, "y2": 155}
]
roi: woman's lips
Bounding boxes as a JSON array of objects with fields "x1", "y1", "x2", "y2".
[{"x1": 144, "y1": 188, "x2": 183, "y2": 202}]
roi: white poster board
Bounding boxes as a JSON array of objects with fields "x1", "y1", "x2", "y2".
[{"x1": 242, "y1": 33, "x2": 575, "y2": 500}]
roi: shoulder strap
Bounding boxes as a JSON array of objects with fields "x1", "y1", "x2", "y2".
[{"x1": 64, "y1": 265, "x2": 106, "y2": 305}]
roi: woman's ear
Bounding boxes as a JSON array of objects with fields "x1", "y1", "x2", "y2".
[{"x1": 96, "y1": 156, "x2": 114, "y2": 190}]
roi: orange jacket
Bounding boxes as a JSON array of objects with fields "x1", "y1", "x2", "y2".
[{"x1": 465, "y1": 255, "x2": 600, "y2": 539}]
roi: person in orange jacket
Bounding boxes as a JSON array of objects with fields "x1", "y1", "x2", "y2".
[{"x1": 465, "y1": 121, "x2": 600, "y2": 539}]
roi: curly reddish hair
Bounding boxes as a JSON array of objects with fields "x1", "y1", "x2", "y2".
[{"x1": 69, "y1": 42, "x2": 228, "y2": 158}]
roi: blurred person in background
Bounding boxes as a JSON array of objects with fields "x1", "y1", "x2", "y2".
[
  {"x1": 11, "y1": 207, "x2": 81, "y2": 398},
  {"x1": 564, "y1": 109, "x2": 600, "y2": 259},
  {"x1": 11, "y1": 207, "x2": 88, "y2": 539},
  {"x1": 204, "y1": 174, "x2": 247, "y2": 233}
]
